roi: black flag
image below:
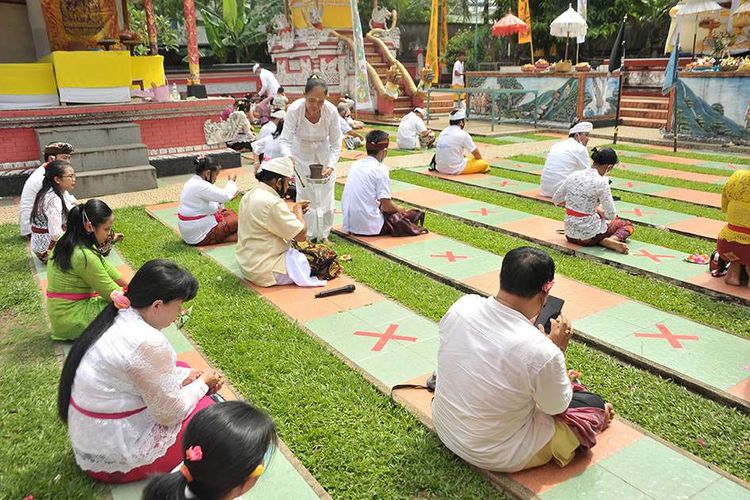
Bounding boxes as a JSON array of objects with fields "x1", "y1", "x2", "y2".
[{"x1": 608, "y1": 16, "x2": 626, "y2": 74}]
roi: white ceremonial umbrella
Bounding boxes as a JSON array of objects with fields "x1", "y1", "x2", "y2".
[
  {"x1": 550, "y1": 4, "x2": 588, "y2": 63},
  {"x1": 675, "y1": 0, "x2": 724, "y2": 57}
]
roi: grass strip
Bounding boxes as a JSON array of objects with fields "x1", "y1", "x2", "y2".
[
  {"x1": 600, "y1": 142, "x2": 750, "y2": 166},
  {"x1": 114, "y1": 207, "x2": 505, "y2": 499},
  {"x1": 617, "y1": 155, "x2": 734, "y2": 178},
  {"x1": 478, "y1": 164, "x2": 727, "y2": 220},
  {"x1": 362, "y1": 183, "x2": 748, "y2": 340},
  {"x1": 390, "y1": 170, "x2": 715, "y2": 255},
  {"x1": 0, "y1": 225, "x2": 104, "y2": 499},
  {"x1": 329, "y1": 237, "x2": 750, "y2": 482},
  {"x1": 510, "y1": 155, "x2": 723, "y2": 194}
]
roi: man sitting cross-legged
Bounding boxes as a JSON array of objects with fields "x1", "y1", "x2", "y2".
[
  {"x1": 342, "y1": 130, "x2": 427, "y2": 237},
  {"x1": 431, "y1": 108, "x2": 490, "y2": 175},
  {"x1": 432, "y1": 246, "x2": 614, "y2": 473}
]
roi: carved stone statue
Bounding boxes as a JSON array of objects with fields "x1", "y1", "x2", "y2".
[
  {"x1": 370, "y1": 4, "x2": 392, "y2": 30},
  {"x1": 416, "y1": 63, "x2": 435, "y2": 92},
  {"x1": 384, "y1": 64, "x2": 401, "y2": 98}
]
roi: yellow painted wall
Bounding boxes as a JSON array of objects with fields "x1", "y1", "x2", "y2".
[
  {"x1": 0, "y1": 3, "x2": 37, "y2": 62},
  {"x1": 290, "y1": 0, "x2": 352, "y2": 29}
]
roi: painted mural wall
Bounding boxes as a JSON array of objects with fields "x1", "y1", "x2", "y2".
[{"x1": 674, "y1": 76, "x2": 750, "y2": 142}]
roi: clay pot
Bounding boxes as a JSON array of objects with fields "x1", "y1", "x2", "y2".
[{"x1": 309, "y1": 164, "x2": 324, "y2": 179}]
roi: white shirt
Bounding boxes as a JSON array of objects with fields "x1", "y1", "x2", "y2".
[
  {"x1": 177, "y1": 175, "x2": 238, "y2": 244},
  {"x1": 68, "y1": 308, "x2": 208, "y2": 473},
  {"x1": 432, "y1": 295, "x2": 572, "y2": 472},
  {"x1": 435, "y1": 125, "x2": 477, "y2": 174},
  {"x1": 256, "y1": 120, "x2": 277, "y2": 141},
  {"x1": 258, "y1": 68, "x2": 280, "y2": 98},
  {"x1": 553, "y1": 168, "x2": 615, "y2": 241},
  {"x1": 252, "y1": 134, "x2": 283, "y2": 163},
  {"x1": 397, "y1": 112, "x2": 428, "y2": 150},
  {"x1": 279, "y1": 98, "x2": 342, "y2": 170},
  {"x1": 342, "y1": 156, "x2": 391, "y2": 235},
  {"x1": 539, "y1": 138, "x2": 590, "y2": 197},
  {"x1": 19, "y1": 164, "x2": 77, "y2": 236},
  {"x1": 339, "y1": 115, "x2": 353, "y2": 135},
  {"x1": 30, "y1": 189, "x2": 73, "y2": 255},
  {"x1": 452, "y1": 60, "x2": 464, "y2": 86}
]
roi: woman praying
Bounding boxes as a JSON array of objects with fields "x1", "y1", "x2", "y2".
[
  {"x1": 252, "y1": 119, "x2": 285, "y2": 173},
  {"x1": 29, "y1": 160, "x2": 76, "y2": 263},
  {"x1": 177, "y1": 156, "x2": 239, "y2": 246},
  {"x1": 46, "y1": 200, "x2": 129, "y2": 341},
  {"x1": 58, "y1": 259, "x2": 224, "y2": 483},
  {"x1": 718, "y1": 170, "x2": 750, "y2": 287},
  {"x1": 279, "y1": 74, "x2": 342, "y2": 241},
  {"x1": 553, "y1": 148, "x2": 634, "y2": 254}
]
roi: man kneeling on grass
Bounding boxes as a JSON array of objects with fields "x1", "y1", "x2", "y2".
[
  {"x1": 432, "y1": 246, "x2": 614, "y2": 473},
  {"x1": 342, "y1": 130, "x2": 427, "y2": 237}
]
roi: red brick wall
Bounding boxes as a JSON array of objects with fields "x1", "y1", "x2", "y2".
[
  {"x1": 0, "y1": 128, "x2": 39, "y2": 163},
  {"x1": 136, "y1": 114, "x2": 218, "y2": 150}
]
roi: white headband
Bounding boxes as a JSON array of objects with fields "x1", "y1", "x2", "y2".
[
  {"x1": 569, "y1": 121, "x2": 593, "y2": 134},
  {"x1": 450, "y1": 108, "x2": 466, "y2": 121}
]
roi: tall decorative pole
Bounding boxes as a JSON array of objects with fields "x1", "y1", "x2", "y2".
[
  {"x1": 183, "y1": 0, "x2": 200, "y2": 84},
  {"x1": 144, "y1": 0, "x2": 158, "y2": 55}
]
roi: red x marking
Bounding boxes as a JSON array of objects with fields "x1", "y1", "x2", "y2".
[
  {"x1": 621, "y1": 208, "x2": 654, "y2": 217},
  {"x1": 632, "y1": 249, "x2": 675, "y2": 263},
  {"x1": 469, "y1": 208, "x2": 496, "y2": 216},
  {"x1": 494, "y1": 180, "x2": 517, "y2": 188},
  {"x1": 430, "y1": 251, "x2": 468, "y2": 263},
  {"x1": 635, "y1": 323, "x2": 698, "y2": 349},
  {"x1": 353, "y1": 324, "x2": 417, "y2": 351}
]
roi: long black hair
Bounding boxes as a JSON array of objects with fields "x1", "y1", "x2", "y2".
[
  {"x1": 30, "y1": 160, "x2": 71, "y2": 223},
  {"x1": 57, "y1": 259, "x2": 199, "y2": 423},
  {"x1": 51, "y1": 199, "x2": 112, "y2": 272},
  {"x1": 271, "y1": 118, "x2": 285, "y2": 140},
  {"x1": 143, "y1": 401, "x2": 277, "y2": 500}
]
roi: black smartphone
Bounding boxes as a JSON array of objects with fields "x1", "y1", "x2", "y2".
[{"x1": 536, "y1": 296, "x2": 565, "y2": 334}]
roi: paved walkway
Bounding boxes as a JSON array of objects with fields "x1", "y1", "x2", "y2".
[
  {"x1": 407, "y1": 165, "x2": 723, "y2": 240},
  {"x1": 29, "y1": 249, "x2": 327, "y2": 500},
  {"x1": 145, "y1": 202, "x2": 750, "y2": 500},
  {"x1": 491, "y1": 159, "x2": 722, "y2": 208},
  {"x1": 334, "y1": 211, "x2": 749, "y2": 411},
  {"x1": 404, "y1": 171, "x2": 749, "y2": 305}
]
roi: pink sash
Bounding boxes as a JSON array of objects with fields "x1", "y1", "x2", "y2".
[
  {"x1": 46, "y1": 291, "x2": 98, "y2": 301},
  {"x1": 70, "y1": 396, "x2": 146, "y2": 420}
]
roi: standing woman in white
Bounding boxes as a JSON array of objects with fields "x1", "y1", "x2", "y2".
[{"x1": 279, "y1": 75, "x2": 342, "y2": 241}]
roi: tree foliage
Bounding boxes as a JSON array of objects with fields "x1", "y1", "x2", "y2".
[{"x1": 127, "y1": 2, "x2": 181, "y2": 55}]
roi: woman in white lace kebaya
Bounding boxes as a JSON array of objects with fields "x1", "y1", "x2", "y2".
[
  {"x1": 58, "y1": 260, "x2": 225, "y2": 483},
  {"x1": 552, "y1": 148, "x2": 634, "y2": 254},
  {"x1": 29, "y1": 160, "x2": 77, "y2": 263}
]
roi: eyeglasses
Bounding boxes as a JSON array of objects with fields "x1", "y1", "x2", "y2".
[{"x1": 61, "y1": 174, "x2": 76, "y2": 179}]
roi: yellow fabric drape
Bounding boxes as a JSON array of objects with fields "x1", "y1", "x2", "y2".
[
  {"x1": 130, "y1": 55, "x2": 166, "y2": 90},
  {"x1": 440, "y1": 0, "x2": 448, "y2": 64},
  {"x1": 427, "y1": 0, "x2": 440, "y2": 83},
  {"x1": 518, "y1": 0, "x2": 532, "y2": 44},
  {"x1": 0, "y1": 64, "x2": 57, "y2": 95},
  {"x1": 49, "y1": 51, "x2": 131, "y2": 88}
]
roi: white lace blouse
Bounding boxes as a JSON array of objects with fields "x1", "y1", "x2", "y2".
[
  {"x1": 552, "y1": 168, "x2": 615, "y2": 241},
  {"x1": 68, "y1": 308, "x2": 208, "y2": 473}
]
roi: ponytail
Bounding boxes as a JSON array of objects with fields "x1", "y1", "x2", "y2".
[
  {"x1": 591, "y1": 147, "x2": 618, "y2": 166},
  {"x1": 52, "y1": 200, "x2": 112, "y2": 272},
  {"x1": 142, "y1": 470, "x2": 189, "y2": 500},
  {"x1": 57, "y1": 259, "x2": 199, "y2": 423}
]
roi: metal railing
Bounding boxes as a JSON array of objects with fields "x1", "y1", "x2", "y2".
[{"x1": 425, "y1": 87, "x2": 539, "y2": 131}]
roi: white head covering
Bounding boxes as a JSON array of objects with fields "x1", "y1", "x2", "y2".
[
  {"x1": 270, "y1": 109, "x2": 286, "y2": 119},
  {"x1": 252, "y1": 63, "x2": 260, "y2": 72},
  {"x1": 569, "y1": 121, "x2": 593, "y2": 135},
  {"x1": 259, "y1": 156, "x2": 294, "y2": 178},
  {"x1": 450, "y1": 108, "x2": 466, "y2": 121},
  {"x1": 414, "y1": 107, "x2": 426, "y2": 117}
]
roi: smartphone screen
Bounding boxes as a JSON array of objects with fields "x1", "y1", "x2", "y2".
[{"x1": 536, "y1": 296, "x2": 565, "y2": 334}]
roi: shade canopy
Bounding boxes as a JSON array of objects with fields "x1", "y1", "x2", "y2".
[
  {"x1": 550, "y1": 5, "x2": 587, "y2": 38},
  {"x1": 492, "y1": 11, "x2": 528, "y2": 37},
  {"x1": 675, "y1": 0, "x2": 723, "y2": 17}
]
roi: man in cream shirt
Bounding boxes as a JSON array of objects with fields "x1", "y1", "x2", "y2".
[
  {"x1": 396, "y1": 108, "x2": 434, "y2": 150},
  {"x1": 539, "y1": 121, "x2": 593, "y2": 197}
]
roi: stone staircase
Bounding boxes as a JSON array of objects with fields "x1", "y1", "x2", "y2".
[
  {"x1": 36, "y1": 123, "x2": 158, "y2": 198},
  {"x1": 363, "y1": 40, "x2": 454, "y2": 120},
  {"x1": 619, "y1": 91, "x2": 670, "y2": 129}
]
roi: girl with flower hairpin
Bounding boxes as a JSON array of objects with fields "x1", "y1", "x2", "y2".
[{"x1": 143, "y1": 401, "x2": 277, "y2": 500}]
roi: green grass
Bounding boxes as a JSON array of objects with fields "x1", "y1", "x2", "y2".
[
  {"x1": 0, "y1": 225, "x2": 104, "y2": 499},
  {"x1": 329, "y1": 238, "x2": 750, "y2": 482},
  {"x1": 366, "y1": 186, "x2": 749, "y2": 340},
  {"x1": 113, "y1": 207, "x2": 505, "y2": 499},
  {"x1": 509, "y1": 154, "x2": 724, "y2": 194},
  {"x1": 477, "y1": 164, "x2": 727, "y2": 221},
  {"x1": 472, "y1": 136, "x2": 516, "y2": 146},
  {"x1": 617, "y1": 155, "x2": 734, "y2": 178},
  {"x1": 602, "y1": 142, "x2": 750, "y2": 166},
  {"x1": 391, "y1": 170, "x2": 715, "y2": 255}
]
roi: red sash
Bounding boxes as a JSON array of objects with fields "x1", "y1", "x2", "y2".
[
  {"x1": 728, "y1": 224, "x2": 750, "y2": 236},
  {"x1": 70, "y1": 396, "x2": 146, "y2": 420},
  {"x1": 46, "y1": 291, "x2": 98, "y2": 301},
  {"x1": 178, "y1": 211, "x2": 224, "y2": 223},
  {"x1": 31, "y1": 225, "x2": 48, "y2": 234},
  {"x1": 565, "y1": 208, "x2": 592, "y2": 217}
]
